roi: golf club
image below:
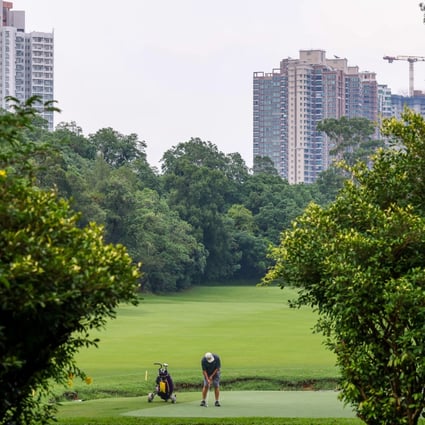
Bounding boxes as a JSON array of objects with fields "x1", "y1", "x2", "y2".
[{"x1": 206, "y1": 381, "x2": 211, "y2": 407}]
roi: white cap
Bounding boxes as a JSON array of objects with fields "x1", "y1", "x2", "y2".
[{"x1": 205, "y1": 352, "x2": 214, "y2": 363}]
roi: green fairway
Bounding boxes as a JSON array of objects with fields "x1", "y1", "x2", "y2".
[
  {"x1": 61, "y1": 285, "x2": 337, "y2": 400},
  {"x1": 55, "y1": 285, "x2": 346, "y2": 423}
]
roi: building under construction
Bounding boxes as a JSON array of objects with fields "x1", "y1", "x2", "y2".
[{"x1": 383, "y1": 55, "x2": 425, "y2": 119}]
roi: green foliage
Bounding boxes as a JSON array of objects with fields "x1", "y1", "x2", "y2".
[
  {"x1": 253, "y1": 155, "x2": 280, "y2": 175},
  {"x1": 242, "y1": 173, "x2": 320, "y2": 245},
  {"x1": 0, "y1": 100, "x2": 140, "y2": 424},
  {"x1": 32, "y1": 121, "x2": 338, "y2": 290},
  {"x1": 161, "y1": 138, "x2": 248, "y2": 280},
  {"x1": 0, "y1": 96, "x2": 58, "y2": 177},
  {"x1": 54, "y1": 121, "x2": 97, "y2": 160},
  {"x1": 317, "y1": 116, "x2": 383, "y2": 166},
  {"x1": 35, "y1": 130, "x2": 208, "y2": 293},
  {"x1": 314, "y1": 166, "x2": 346, "y2": 205},
  {"x1": 88, "y1": 127, "x2": 147, "y2": 168},
  {"x1": 225, "y1": 205, "x2": 269, "y2": 278},
  {"x1": 125, "y1": 189, "x2": 207, "y2": 292},
  {"x1": 265, "y1": 110, "x2": 425, "y2": 425}
]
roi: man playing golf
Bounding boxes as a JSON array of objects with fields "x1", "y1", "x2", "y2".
[{"x1": 200, "y1": 352, "x2": 221, "y2": 407}]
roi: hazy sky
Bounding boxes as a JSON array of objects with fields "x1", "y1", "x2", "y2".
[{"x1": 13, "y1": 0, "x2": 425, "y2": 168}]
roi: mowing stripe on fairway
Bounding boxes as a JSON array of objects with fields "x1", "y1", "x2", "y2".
[
  {"x1": 123, "y1": 391, "x2": 355, "y2": 418},
  {"x1": 74, "y1": 286, "x2": 336, "y2": 386}
]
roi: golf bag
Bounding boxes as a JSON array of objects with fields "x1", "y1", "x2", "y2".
[{"x1": 147, "y1": 362, "x2": 176, "y2": 403}]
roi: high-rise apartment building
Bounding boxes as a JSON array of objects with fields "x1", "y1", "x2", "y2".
[
  {"x1": 378, "y1": 84, "x2": 393, "y2": 119},
  {"x1": 0, "y1": 1, "x2": 54, "y2": 129},
  {"x1": 253, "y1": 49, "x2": 378, "y2": 183}
]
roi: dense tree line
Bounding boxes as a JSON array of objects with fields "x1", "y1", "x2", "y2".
[
  {"x1": 27, "y1": 119, "x2": 349, "y2": 292},
  {"x1": 25, "y1": 113, "x2": 382, "y2": 293}
]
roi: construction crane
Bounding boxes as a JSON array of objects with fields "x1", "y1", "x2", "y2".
[{"x1": 383, "y1": 55, "x2": 425, "y2": 97}]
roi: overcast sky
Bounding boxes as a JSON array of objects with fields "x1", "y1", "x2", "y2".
[{"x1": 13, "y1": 0, "x2": 425, "y2": 169}]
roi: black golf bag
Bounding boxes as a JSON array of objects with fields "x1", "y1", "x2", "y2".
[{"x1": 147, "y1": 362, "x2": 176, "y2": 403}]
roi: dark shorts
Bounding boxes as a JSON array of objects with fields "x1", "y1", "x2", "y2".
[{"x1": 203, "y1": 373, "x2": 220, "y2": 387}]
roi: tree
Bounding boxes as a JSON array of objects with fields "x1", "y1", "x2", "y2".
[
  {"x1": 0, "y1": 99, "x2": 140, "y2": 424},
  {"x1": 253, "y1": 155, "x2": 279, "y2": 175},
  {"x1": 34, "y1": 123, "x2": 94, "y2": 198},
  {"x1": 226, "y1": 205, "x2": 269, "y2": 279},
  {"x1": 264, "y1": 110, "x2": 425, "y2": 425},
  {"x1": 88, "y1": 127, "x2": 147, "y2": 167},
  {"x1": 95, "y1": 165, "x2": 139, "y2": 244},
  {"x1": 126, "y1": 189, "x2": 207, "y2": 292},
  {"x1": 161, "y1": 138, "x2": 245, "y2": 280},
  {"x1": 317, "y1": 116, "x2": 383, "y2": 166},
  {"x1": 241, "y1": 173, "x2": 319, "y2": 245},
  {"x1": 54, "y1": 121, "x2": 96, "y2": 160},
  {"x1": 314, "y1": 166, "x2": 346, "y2": 205}
]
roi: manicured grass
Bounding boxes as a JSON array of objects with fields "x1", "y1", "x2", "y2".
[
  {"x1": 55, "y1": 285, "x2": 345, "y2": 424},
  {"x1": 57, "y1": 391, "x2": 357, "y2": 419},
  {"x1": 61, "y1": 285, "x2": 336, "y2": 399},
  {"x1": 56, "y1": 418, "x2": 362, "y2": 425}
]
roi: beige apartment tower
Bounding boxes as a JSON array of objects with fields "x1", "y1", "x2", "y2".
[{"x1": 253, "y1": 49, "x2": 378, "y2": 183}]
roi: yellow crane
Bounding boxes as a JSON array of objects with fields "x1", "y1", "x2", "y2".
[{"x1": 383, "y1": 55, "x2": 425, "y2": 96}]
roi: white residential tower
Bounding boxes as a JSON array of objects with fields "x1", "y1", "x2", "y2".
[{"x1": 0, "y1": 1, "x2": 54, "y2": 129}]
